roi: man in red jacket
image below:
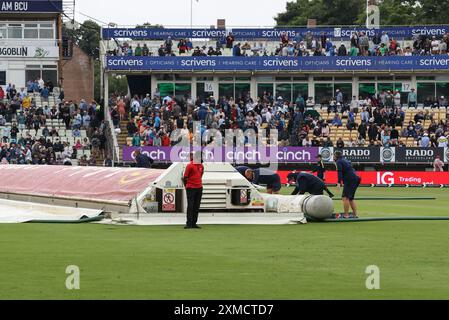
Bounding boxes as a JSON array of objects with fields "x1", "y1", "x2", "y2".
[{"x1": 183, "y1": 152, "x2": 204, "y2": 229}]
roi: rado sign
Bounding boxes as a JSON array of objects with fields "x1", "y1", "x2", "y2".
[
  {"x1": 337, "y1": 148, "x2": 380, "y2": 163},
  {"x1": 396, "y1": 148, "x2": 444, "y2": 163}
]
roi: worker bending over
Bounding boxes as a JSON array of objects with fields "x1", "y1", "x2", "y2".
[
  {"x1": 237, "y1": 167, "x2": 282, "y2": 194},
  {"x1": 291, "y1": 172, "x2": 334, "y2": 198}
]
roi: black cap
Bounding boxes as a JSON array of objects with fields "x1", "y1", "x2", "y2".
[{"x1": 334, "y1": 150, "x2": 343, "y2": 159}]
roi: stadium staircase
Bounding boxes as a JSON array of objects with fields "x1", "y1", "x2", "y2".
[{"x1": 117, "y1": 121, "x2": 129, "y2": 163}]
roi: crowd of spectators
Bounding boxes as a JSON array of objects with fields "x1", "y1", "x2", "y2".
[
  {"x1": 270, "y1": 31, "x2": 449, "y2": 58},
  {"x1": 109, "y1": 31, "x2": 449, "y2": 58},
  {"x1": 112, "y1": 87, "x2": 448, "y2": 151},
  {"x1": 0, "y1": 82, "x2": 108, "y2": 166}
]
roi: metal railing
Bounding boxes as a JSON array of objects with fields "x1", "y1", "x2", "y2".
[
  {"x1": 100, "y1": 24, "x2": 449, "y2": 29},
  {"x1": 104, "y1": 107, "x2": 120, "y2": 166}
]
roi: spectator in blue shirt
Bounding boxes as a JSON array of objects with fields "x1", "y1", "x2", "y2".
[
  {"x1": 73, "y1": 128, "x2": 81, "y2": 138},
  {"x1": 27, "y1": 80, "x2": 34, "y2": 93},
  {"x1": 32, "y1": 81, "x2": 39, "y2": 92},
  {"x1": 198, "y1": 104, "x2": 208, "y2": 123},
  {"x1": 420, "y1": 132, "x2": 430, "y2": 147},
  {"x1": 332, "y1": 114, "x2": 343, "y2": 127},
  {"x1": 294, "y1": 32, "x2": 303, "y2": 44},
  {"x1": 73, "y1": 112, "x2": 82, "y2": 129},
  {"x1": 325, "y1": 39, "x2": 333, "y2": 52},
  {"x1": 154, "y1": 113, "x2": 161, "y2": 131},
  {"x1": 287, "y1": 43, "x2": 295, "y2": 56},
  {"x1": 327, "y1": 45, "x2": 337, "y2": 56},
  {"x1": 41, "y1": 87, "x2": 49, "y2": 100},
  {"x1": 82, "y1": 112, "x2": 91, "y2": 129},
  {"x1": 335, "y1": 150, "x2": 361, "y2": 218},
  {"x1": 408, "y1": 89, "x2": 417, "y2": 108},
  {"x1": 347, "y1": 110, "x2": 356, "y2": 130},
  {"x1": 233, "y1": 43, "x2": 242, "y2": 57},
  {"x1": 80, "y1": 99, "x2": 88, "y2": 112}
]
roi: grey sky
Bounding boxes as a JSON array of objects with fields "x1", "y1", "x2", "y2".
[{"x1": 75, "y1": 0, "x2": 290, "y2": 27}]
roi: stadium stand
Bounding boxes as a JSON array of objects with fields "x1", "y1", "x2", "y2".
[
  {"x1": 106, "y1": 30, "x2": 449, "y2": 58},
  {"x1": 100, "y1": 26, "x2": 449, "y2": 164},
  {"x1": 0, "y1": 81, "x2": 107, "y2": 166},
  {"x1": 110, "y1": 91, "x2": 448, "y2": 158}
]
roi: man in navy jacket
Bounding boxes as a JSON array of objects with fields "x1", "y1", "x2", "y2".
[{"x1": 334, "y1": 150, "x2": 361, "y2": 218}]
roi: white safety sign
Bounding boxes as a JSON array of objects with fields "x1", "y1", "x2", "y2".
[{"x1": 162, "y1": 189, "x2": 176, "y2": 211}]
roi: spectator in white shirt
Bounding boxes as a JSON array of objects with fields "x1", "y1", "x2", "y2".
[
  {"x1": 62, "y1": 142, "x2": 72, "y2": 159},
  {"x1": 306, "y1": 97, "x2": 315, "y2": 107},
  {"x1": 302, "y1": 136, "x2": 312, "y2": 147},
  {"x1": 282, "y1": 44, "x2": 290, "y2": 57},
  {"x1": 350, "y1": 96, "x2": 358, "y2": 111},
  {"x1": 347, "y1": 138, "x2": 356, "y2": 147},
  {"x1": 360, "y1": 108, "x2": 370, "y2": 123},
  {"x1": 431, "y1": 36, "x2": 440, "y2": 54},
  {"x1": 363, "y1": 97, "x2": 372, "y2": 107},
  {"x1": 439, "y1": 41, "x2": 447, "y2": 54},
  {"x1": 321, "y1": 123, "x2": 330, "y2": 137},
  {"x1": 19, "y1": 88, "x2": 27, "y2": 99},
  {"x1": 265, "y1": 109, "x2": 272, "y2": 123},
  {"x1": 437, "y1": 135, "x2": 448, "y2": 147},
  {"x1": 394, "y1": 91, "x2": 401, "y2": 107},
  {"x1": 43, "y1": 105, "x2": 51, "y2": 117},
  {"x1": 381, "y1": 32, "x2": 390, "y2": 46}
]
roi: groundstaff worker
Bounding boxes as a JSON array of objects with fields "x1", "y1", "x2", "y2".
[
  {"x1": 244, "y1": 168, "x2": 282, "y2": 194},
  {"x1": 183, "y1": 152, "x2": 204, "y2": 229},
  {"x1": 291, "y1": 172, "x2": 334, "y2": 198},
  {"x1": 134, "y1": 149, "x2": 154, "y2": 168},
  {"x1": 334, "y1": 150, "x2": 361, "y2": 218},
  {"x1": 313, "y1": 155, "x2": 326, "y2": 181},
  {"x1": 236, "y1": 166, "x2": 251, "y2": 177}
]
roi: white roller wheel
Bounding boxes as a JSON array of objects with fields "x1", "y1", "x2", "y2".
[{"x1": 301, "y1": 195, "x2": 334, "y2": 220}]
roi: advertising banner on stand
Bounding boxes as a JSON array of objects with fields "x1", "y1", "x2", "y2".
[
  {"x1": 102, "y1": 26, "x2": 449, "y2": 40},
  {"x1": 395, "y1": 148, "x2": 445, "y2": 163},
  {"x1": 122, "y1": 146, "x2": 447, "y2": 164},
  {"x1": 106, "y1": 55, "x2": 449, "y2": 72},
  {"x1": 123, "y1": 146, "x2": 319, "y2": 164},
  {"x1": 337, "y1": 147, "x2": 381, "y2": 163}
]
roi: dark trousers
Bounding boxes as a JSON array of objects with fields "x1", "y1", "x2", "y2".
[{"x1": 186, "y1": 188, "x2": 203, "y2": 227}]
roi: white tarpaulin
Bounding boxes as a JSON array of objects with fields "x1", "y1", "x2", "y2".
[
  {"x1": 100, "y1": 213, "x2": 307, "y2": 226},
  {"x1": 0, "y1": 199, "x2": 104, "y2": 223}
]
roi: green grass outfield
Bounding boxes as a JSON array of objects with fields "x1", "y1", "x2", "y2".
[{"x1": 1, "y1": 187, "x2": 449, "y2": 300}]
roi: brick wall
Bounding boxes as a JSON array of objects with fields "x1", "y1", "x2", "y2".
[{"x1": 61, "y1": 44, "x2": 94, "y2": 102}]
